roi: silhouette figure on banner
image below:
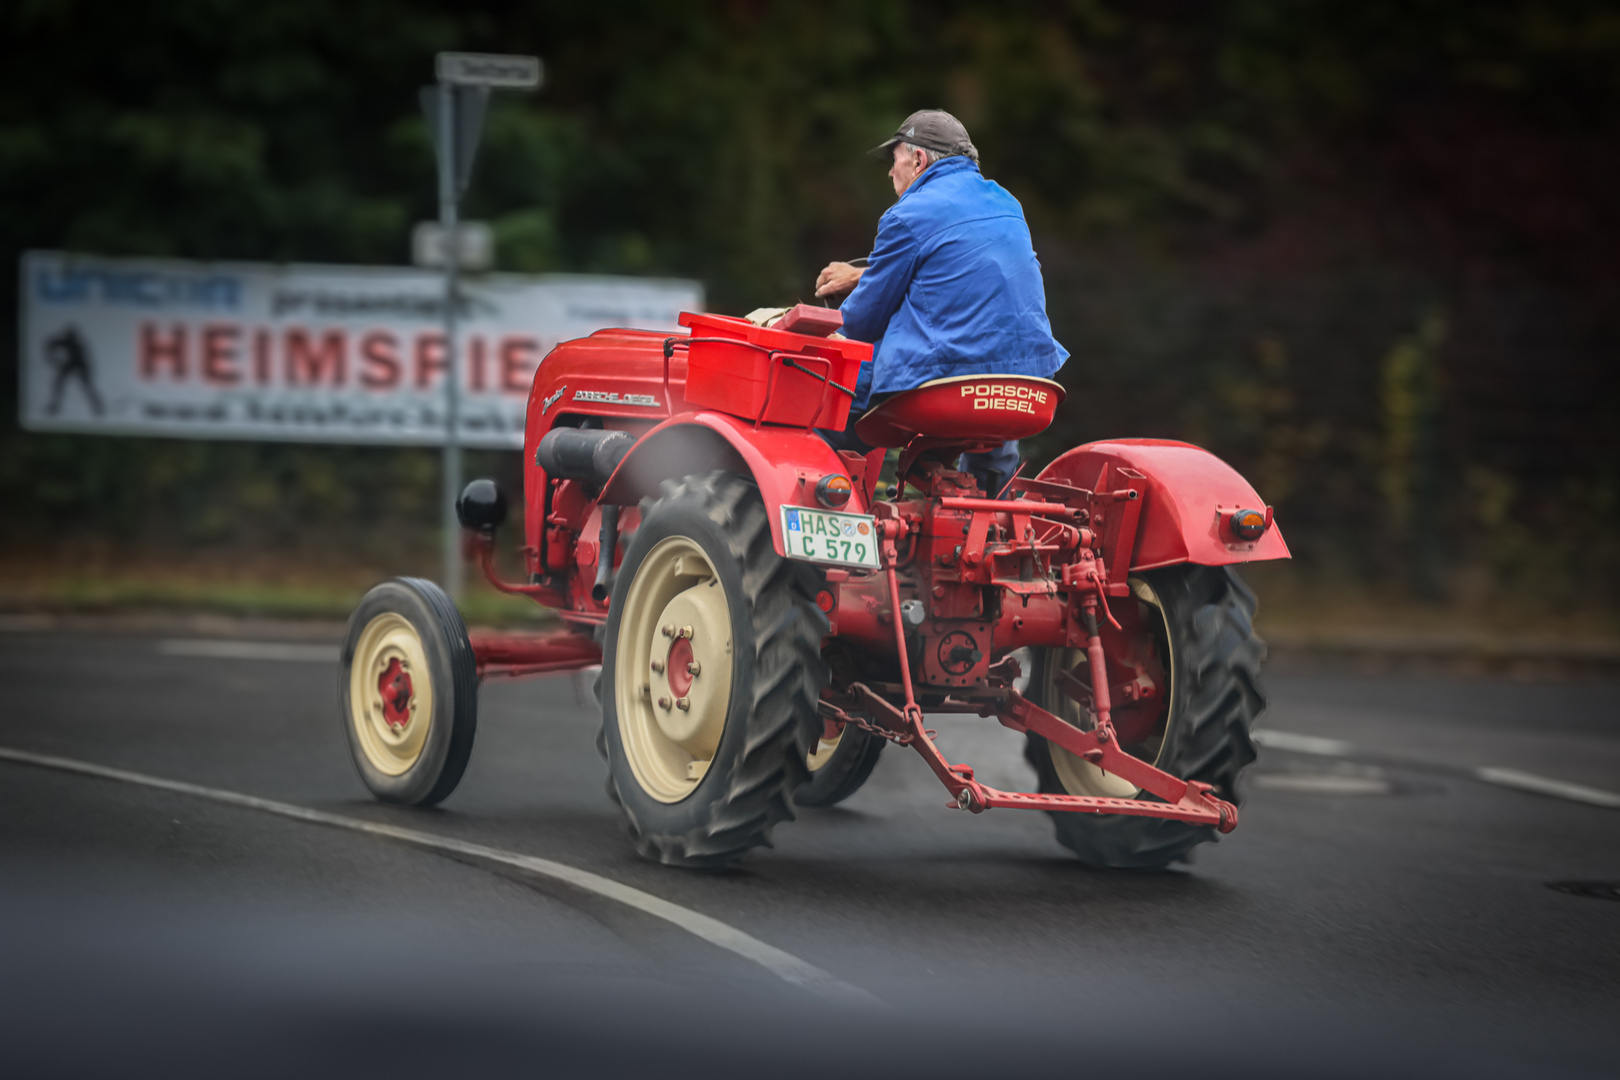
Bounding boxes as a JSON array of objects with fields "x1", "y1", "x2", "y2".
[{"x1": 44, "y1": 326, "x2": 103, "y2": 416}]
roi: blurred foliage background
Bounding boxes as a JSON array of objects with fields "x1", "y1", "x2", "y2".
[{"x1": 2, "y1": 0, "x2": 1617, "y2": 624}]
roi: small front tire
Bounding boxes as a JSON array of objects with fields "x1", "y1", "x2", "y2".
[{"x1": 340, "y1": 577, "x2": 478, "y2": 806}]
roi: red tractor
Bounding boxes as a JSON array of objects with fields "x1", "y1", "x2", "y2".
[{"x1": 339, "y1": 306, "x2": 1289, "y2": 869}]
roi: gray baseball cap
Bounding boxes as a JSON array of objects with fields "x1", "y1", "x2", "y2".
[{"x1": 869, "y1": 109, "x2": 979, "y2": 162}]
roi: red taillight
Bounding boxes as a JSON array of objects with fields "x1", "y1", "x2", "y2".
[
  {"x1": 815, "y1": 474, "x2": 853, "y2": 508},
  {"x1": 1230, "y1": 507, "x2": 1270, "y2": 541},
  {"x1": 814, "y1": 590, "x2": 835, "y2": 613}
]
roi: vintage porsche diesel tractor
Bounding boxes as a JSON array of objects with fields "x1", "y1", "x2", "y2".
[{"x1": 339, "y1": 306, "x2": 1289, "y2": 868}]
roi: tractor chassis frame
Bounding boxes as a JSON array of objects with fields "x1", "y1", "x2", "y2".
[{"x1": 463, "y1": 493, "x2": 1236, "y2": 833}]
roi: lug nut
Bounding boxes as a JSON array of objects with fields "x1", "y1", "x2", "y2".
[
  {"x1": 661, "y1": 625, "x2": 674, "y2": 638},
  {"x1": 676, "y1": 625, "x2": 694, "y2": 639},
  {"x1": 657, "y1": 695, "x2": 672, "y2": 709},
  {"x1": 650, "y1": 659, "x2": 665, "y2": 674},
  {"x1": 675, "y1": 696, "x2": 691, "y2": 711},
  {"x1": 687, "y1": 661, "x2": 701, "y2": 676}
]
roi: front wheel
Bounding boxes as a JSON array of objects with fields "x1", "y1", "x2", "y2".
[
  {"x1": 340, "y1": 577, "x2": 478, "y2": 806},
  {"x1": 1024, "y1": 565, "x2": 1263, "y2": 868}
]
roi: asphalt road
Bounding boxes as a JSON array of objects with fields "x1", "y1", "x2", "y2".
[{"x1": 2, "y1": 625, "x2": 1617, "y2": 1078}]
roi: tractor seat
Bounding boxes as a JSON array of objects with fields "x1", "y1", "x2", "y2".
[{"x1": 853, "y1": 374, "x2": 1066, "y2": 449}]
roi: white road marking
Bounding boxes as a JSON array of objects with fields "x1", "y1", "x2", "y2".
[
  {"x1": 1251, "y1": 729, "x2": 1354, "y2": 756},
  {"x1": 0, "y1": 746, "x2": 882, "y2": 1009},
  {"x1": 158, "y1": 639, "x2": 337, "y2": 663},
  {"x1": 1251, "y1": 772, "x2": 1393, "y2": 796},
  {"x1": 1473, "y1": 767, "x2": 1620, "y2": 809},
  {"x1": 1255, "y1": 728, "x2": 1620, "y2": 810}
]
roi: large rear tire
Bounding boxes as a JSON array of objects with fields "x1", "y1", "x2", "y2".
[
  {"x1": 796, "y1": 722, "x2": 886, "y2": 808},
  {"x1": 1024, "y1": 565, "x2": 1263, "y2": 868},
  {"x1": 340, "y1": 577, "x2": 478, "y2": 807},
  {"x1": 598, "y1": 472, "x2": 829, "y2": 867}
]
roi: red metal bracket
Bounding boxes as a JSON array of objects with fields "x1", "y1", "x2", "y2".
[
  {"x1": 824, "y1": 685, "x2": 918, "y2": 745},
  {"x1": 832, "y1": 681, "x2": 1234, "y2": 829},
  {"x1": 455, "y1": 531, "x2": 602, "y2": 679},
  {"x1": 992, "y1": 690, "x2": 1236, "y2": 831},
  {"x1": 850, "y1": 519, "x2": 1236, "y2": 831},
  {"x1": 470, "y1": 630, "x2": 602, "y2": 680},
  {"x1": 464, "y1": 531, "x2": 566, "y2": 606}
]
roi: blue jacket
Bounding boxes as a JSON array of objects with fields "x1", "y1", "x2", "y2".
[{"x1": 840, "y1": 155, "x2": 1068, "y2": 409}]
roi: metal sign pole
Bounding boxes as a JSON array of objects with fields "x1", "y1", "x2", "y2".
[
  {"x1": 424, "y1": 52, "x2": 542, "y2": 599},
  {"x1": 437, "y1": 83, "x2": 463, "y2": 600}
]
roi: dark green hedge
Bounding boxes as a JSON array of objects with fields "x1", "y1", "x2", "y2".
[{"x1": 3, "y1": 1, "x2": 1617, "y2": 608}]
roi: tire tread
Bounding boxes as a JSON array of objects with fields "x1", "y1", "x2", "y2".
[
  {"x1": 1025, "y1": 564, "x2": 1264, "y2": 868},
  {"x1": 598, "y1": 472, "x2": 828, "y2": 867}
]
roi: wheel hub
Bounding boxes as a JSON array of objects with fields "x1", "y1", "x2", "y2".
[
  {"x1": 647, "y1": 588, "x2": 728, "y2": 751},
  {"x1": 613, "y1": 536, "x2": 737, "y2": 803},
  {"x1": 666, "y1": 636, "x2": 696, "y2": 697},
  {"x1": 347, "y1": 611, "x2": 433, "y2": 777},
  {"x1": 378, "y1": 657, "x2": 414, "y2": 731}
]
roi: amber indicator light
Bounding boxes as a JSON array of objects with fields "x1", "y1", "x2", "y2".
[
  {"x1": 1230, "y1": 508, "x2": 1269, "y2": 541},
  {"x1": 815, "y1": 474, "x2": 853, "y2": 508}
]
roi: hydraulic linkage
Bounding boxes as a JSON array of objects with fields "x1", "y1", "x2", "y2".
[{"x1": 819, "y1": 510, "x2": 1238, "y2": 833}]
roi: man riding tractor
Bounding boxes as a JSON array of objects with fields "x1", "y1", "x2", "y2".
[{"x1": 815, "y1": 109, "x2": 1068, "y2": 498}]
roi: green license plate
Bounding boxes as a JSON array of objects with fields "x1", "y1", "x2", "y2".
[{"x1": 781, "y1": 506, "x2": 881, "y2": 569}]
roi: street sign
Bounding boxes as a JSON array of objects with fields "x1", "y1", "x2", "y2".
[
  {"x1": 426, "y1": 51, "x2": 541, "y2": 599},
  {"x1": 412, "y1": 221, "x2": 493, "y2": 270},
  {"x1": 436, "y1": 52, "x2": 542, "y2": 89},
  {"x1": 419, "y1": 84, "x2": 489, "y2": 197}
]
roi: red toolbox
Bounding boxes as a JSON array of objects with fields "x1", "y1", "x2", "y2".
[{"x1": 677, "y1": 311, "x2": 872, "y2": 430}]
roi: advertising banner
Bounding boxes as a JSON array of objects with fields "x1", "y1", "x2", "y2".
[{"x1": 18, "y1": 251, "x2": 702, "y2": 448}]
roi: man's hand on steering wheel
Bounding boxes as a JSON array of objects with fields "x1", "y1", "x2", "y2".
[{"x1": 815, "y1": 261, "x2": 865, "y2": 298}]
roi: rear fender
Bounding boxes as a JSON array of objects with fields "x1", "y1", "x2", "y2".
[
  {"x1": 598, "y1": 413, "x2": 862, "y2": 557},
  {"x1": 1038, "y1": 439, "x2": 1290, "y2": 570}
]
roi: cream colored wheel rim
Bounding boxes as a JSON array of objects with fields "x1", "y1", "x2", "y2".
[
  {"x1": 614, "y1": 536, "x2": 736, "y2": 803},
  {"x1": 1049, "y1": 578, "x2": 1173, "y2": 799},
  {"x1": 348, "y1": 612, "x2": 433, "y2": 776},
  {"x1": 807, "y1": 729, "x2": 843, "y2": 772}
]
